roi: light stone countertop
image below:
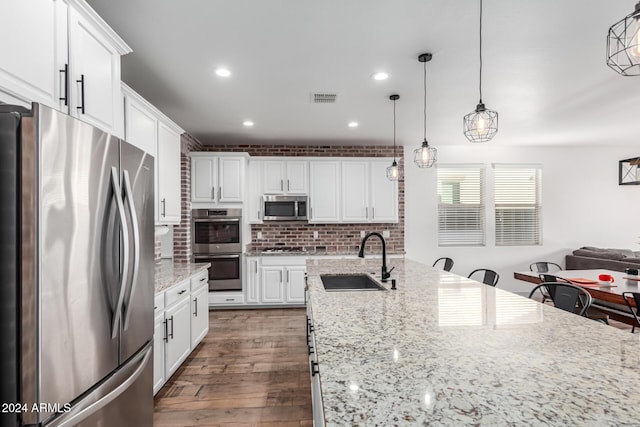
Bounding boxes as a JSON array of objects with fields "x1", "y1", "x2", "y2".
[
  {"x1": 306, "y1": 257, "x2": 640, "y2": 426},
  {"x1": 154, "y1": 259, "x2": 211, "y2": 294}
]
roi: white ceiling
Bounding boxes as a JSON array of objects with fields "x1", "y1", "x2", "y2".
[{"x1": 87, "y1": 0, "x2": 639, "y2": 147}]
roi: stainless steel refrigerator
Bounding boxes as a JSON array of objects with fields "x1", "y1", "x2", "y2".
[{"x1": 0, "y1": 103, "x2": 154, "y2": 427}]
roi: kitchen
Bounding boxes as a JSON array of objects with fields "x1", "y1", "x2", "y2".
[{"x1": 2, "y1": 0, "x2": 640, "y2": 426}]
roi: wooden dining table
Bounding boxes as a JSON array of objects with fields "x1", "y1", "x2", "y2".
[{"x1": 514, "y1": 268, "x2": 640, "y2": 325}]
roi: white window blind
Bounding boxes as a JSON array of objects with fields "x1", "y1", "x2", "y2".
[
  {"x1": 437, "y1": 165, "x2": 485, "y2": 246},
  {"x1": 494, "y1": 165, "x2": 542, "y2": 246}
]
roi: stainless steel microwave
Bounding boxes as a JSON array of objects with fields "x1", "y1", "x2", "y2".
[{"x1": 262, "y1": 195, "x2": 308, "y2": 221}]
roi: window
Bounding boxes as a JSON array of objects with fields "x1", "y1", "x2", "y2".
[
  {"x1": 437, "y1": 165, "x2": 485, "y2": 246},
  {"x1": 494, "y1": 164, "x2": 542, "y2": 246}
]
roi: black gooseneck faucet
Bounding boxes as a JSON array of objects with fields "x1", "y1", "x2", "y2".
[{"x1": 358, "y1": 232, "x2": 394, "y2": 282}]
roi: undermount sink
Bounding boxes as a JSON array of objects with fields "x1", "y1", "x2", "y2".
[{"x1": 320, "y1": 274, "x2": 386, "y2": 291}]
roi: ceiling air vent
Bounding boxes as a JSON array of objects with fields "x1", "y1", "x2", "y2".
[{"x1": 311, "y1": 93, "x2": 337, "y2": 104}]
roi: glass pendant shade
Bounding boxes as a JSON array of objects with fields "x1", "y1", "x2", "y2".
[
  {"x1": 463, "y1": 102, "x2": 498, "y2": 143},
  {"x1": 607, "y1": 1, "x2": 640, "y2": 76},
  {"x1": 386, "y1": 160, "x2": 400, "y2": 181},
  {"x1": 413, "y1": 140, "x2": 437, "y2": 168}
]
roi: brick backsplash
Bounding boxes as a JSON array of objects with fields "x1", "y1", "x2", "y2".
[{"x1": 171, "y1": 136, "x2": 405, "y2": 259}]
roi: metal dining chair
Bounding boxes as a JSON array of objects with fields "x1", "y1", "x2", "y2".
[
  {"x1": 468, "y1": 269, "x2": 499, "y2": 287},
  {"x1": 433, "y1": 257, "x2": 454, "y2": 272},
  {"x1": 529, "y1": 282, "x2": 593, "y2": 317},
  {"x1": 529, "y1": 262, "x2": 562, "y2": 274},
  {"x1": 538, "y1": 274, "x2": 609, "y2": 324},
  {"x1": 622, "y1": 292, "x2": 640, "y2": 333}
]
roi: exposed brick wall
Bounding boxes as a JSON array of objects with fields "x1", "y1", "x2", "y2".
[
  {"x1": 173, "y1": 133, "x2": 204, "y2": 263},
  {"x1": 199, "y1": 144, "x2": 405, "y2": 255}
]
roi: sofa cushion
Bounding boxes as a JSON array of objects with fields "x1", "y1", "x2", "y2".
[{"x1": 573, "y1": 249, "x2": 627, "y2": 260}]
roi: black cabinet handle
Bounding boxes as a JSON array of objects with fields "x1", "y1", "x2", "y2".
[
  {"x1": 59, "y1": 64, "x2": 69, "y2": 106},
  {"x1": 76, "y1": 74, "x2": 85, "y2": 114},
  {"x1": 178, "y1": 289, "x2": 186, "y2": 295},
  {"x1": 199, "y1": 276, "x2": 206, "y2": 282},
  {"x1": 311, "y1": 361, "x2": 319, "y2": 376},
  {"x1": 163, "y1": 319, "x2": 169, "y2": 342}
]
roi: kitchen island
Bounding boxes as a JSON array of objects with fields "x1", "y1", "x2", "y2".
[{"x1": 306, "y1": 258, "x2": 640, "y2": 426}]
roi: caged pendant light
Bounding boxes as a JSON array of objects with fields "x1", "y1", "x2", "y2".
[
  {"x1": 463, "y1": 0, "x2": 498, "y2": 143},
  {"x1": 386, "y1": 94, "x2": 401, "y2": 181},
  {"x1": 607, "y1": 1, "x2": 640, "y2": 76},
  {"x1": 413, "y1": 53, "x2": 437, "y2": 168}
]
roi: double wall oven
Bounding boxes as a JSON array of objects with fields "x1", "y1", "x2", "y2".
[{"x1": 192, "y1": 208, "x2": 242, "y2": 291}]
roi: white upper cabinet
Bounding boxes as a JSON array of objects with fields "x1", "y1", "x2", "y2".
[
  {"x1": 0, "y1": 0, "x2": 131, "y2": 137},
  {"x1": 0, "y1": 0, "x2": 68, "y2": 109},
  {"x1": 262, "y1": 159, "x2": 308, "y2": 194},
  {"x1": 157, "y1": 121, "x2": 182, "y2": 223},
  {"x1": 309, "y1": 161, "x2": 340, "y2": 223},
  {"x1": 190, "y1": 153, "x2": 247, "y2": 205},
  {"x1": 340, "y1": 159, "x2": 398, "y2": 223},
  {"x1": 191, "y1": 157, "x2": 217, "y2": 202},
  {"x1": 341, "y1": 161, "x2": 370, "y2": 223},
  {"x1": 247, "y1": 160, "x2": 263, "y2": 223},
  {"x1": 369, "y1": 160, "x2": 398, "y2": 222},
  {"x1": 122, "y1": 83, "x2": 184, "y2": 225}
]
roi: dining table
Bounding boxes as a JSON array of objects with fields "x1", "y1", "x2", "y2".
[{"x1": 514, "y1": 268, "x2": 640, "y2": 326}]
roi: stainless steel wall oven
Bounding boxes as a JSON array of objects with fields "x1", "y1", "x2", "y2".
[{"x1": 192, "y1": 208, "x2": 242, "y2": 291}]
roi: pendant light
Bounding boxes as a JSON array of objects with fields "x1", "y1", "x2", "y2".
[
  {"x1": 386, "y1": 94, "x2": 401, "y2": 181},
  {"x1": 607, "y1": 1, "x2": 640, "y2": 76},
  {"x1": 463, "y1": 0, "x2": 498, "y2": 143},
  {"x1": 413, "y1": 53, "x2": 437, "y2": 168}
]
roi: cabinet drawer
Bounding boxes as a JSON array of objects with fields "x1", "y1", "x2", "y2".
[
  {"x1": 209, "y1": 292, "x2": 245, "y2": 305},
  {"x1": 190, "y1": 270, "x2": 209, "y2": 291},
  {"x1": 154, "y1": 293, "x2": 165, "y2": 312},
  {"x1": 165, "y1": 279, "x2": 190, "y2": 307},
  {"x1": 260, "y1": 255, "x2": 307, "y2": 267}
]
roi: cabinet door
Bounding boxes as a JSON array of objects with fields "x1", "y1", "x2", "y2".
[
  {"x1": 191, "y1": 157, "x2": 217, "y2": 202},
  {"x1": 286, "y1": 161, "x2": 308, "y2": 194},
  {"x1": 164, "y1": 297, "x2": 191, "y2": 378},
  {"x1": 285, "y1": 267, "x2": 306, "y2": 304},
  {"x1": 370, "y1": 160, "x2": 398, "y2": 223},
  {"x1": 247, "y1": 161, "x2": 263, "y2": 223},
  {"x1": 124, "y1": 94, "x2": 158, "y2": 159},
  {"x1": 157, "y1": 121, "x2": 181, "y2": 223},
  {"x1": 309, "y1": 161, "x2": 340, "y2": 223},
  {"x1": 153, "y1": 311, "x2": 166, "y2": 395},
  {"x1": 68, "y1": 7, "x2": 123, "y2": 136},
  {"x1": 0, "y1": 0, "x2": 67, "y2": 110},
  {"x1": 341, "y1": 161, "x2": 369, "y2": 223},
  {"x1": 261, "y1": 267, "x2": 284, "y2": 304},
  {"x1": 219, "y1": 157, "x2": 244, "y2": 202},
  {"x1": 190, "y1": 286, "x2": 209, "y2": 348},
  {"x1": 245, "y1": 258, "x2": 260, "y2": 304},
  {"x1": 263, "y1": 160, "x2": 285, "y2": 194}
]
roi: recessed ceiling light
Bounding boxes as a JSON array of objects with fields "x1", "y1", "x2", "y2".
[
  {"x1": 215, "y1": 68, "x2": 231, "y2": 77},
  {"x1": 372, "y1": 72, "x2": 390, "y2": 81},
  {"x1": 242, "y1": 120, "x2": 254, "y2": 127},
  {"x1": 347, "y1": 121, "x2": 359, "y2": 128}
]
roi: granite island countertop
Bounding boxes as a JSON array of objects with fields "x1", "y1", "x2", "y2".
[
  {"x1": 306, "y1": 258, "x2": 640, "y2": 426},
  {"x1": 155, "y1": 260, "x2": 211, "y2": 294}
]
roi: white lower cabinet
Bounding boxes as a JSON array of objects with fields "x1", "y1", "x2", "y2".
[
  {"x1": 191, "y1": 285, "x2": 209, "y2": 348},
  {"x1": 245, "y1": 256, "x2": 307, "y2": 306},
  {"x1": 261, "y1": 267, "x2": 285, "y2": 303},
  {"x1": 164, "y1": 292, "x2": 191, "y2": 378},
  {"x1": 153, "y1": 268, "x2": 210, "y2": 395}
]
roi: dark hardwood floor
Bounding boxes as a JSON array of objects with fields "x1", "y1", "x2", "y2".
[{"x1": 154, "y1": 308, "x2": 313, "y2": 427}]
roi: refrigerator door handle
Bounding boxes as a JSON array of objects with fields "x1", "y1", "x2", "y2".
[
  {"x1": 47, "y1": 343, "x2": 152, "y2": 427},
  {"x1": 110, "y1": 167, "x2": 130, "y2": 339},
  {"x1": 121, "y1": 170, "x2": 140, "y2": 331}
]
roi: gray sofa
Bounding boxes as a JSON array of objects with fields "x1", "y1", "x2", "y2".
[{"x1": 565, "y1": 246, "x2": 640, "y2": 272}]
